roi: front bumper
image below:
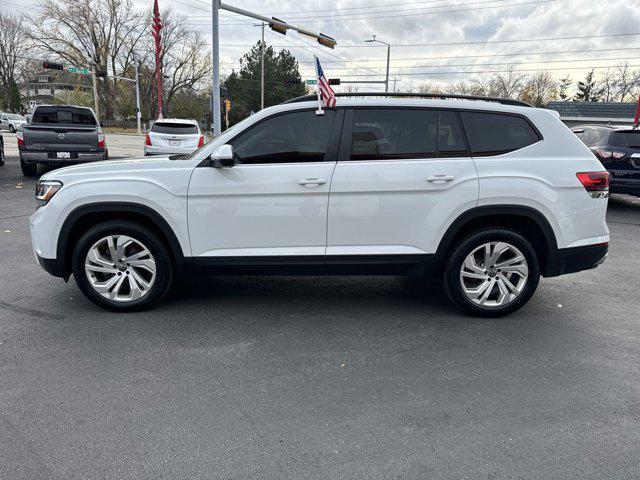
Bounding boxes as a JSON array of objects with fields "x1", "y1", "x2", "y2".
[{"x1": 36, "y1": 253, "x2": 67, "y2": 279}]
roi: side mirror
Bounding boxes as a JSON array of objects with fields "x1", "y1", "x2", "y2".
[{"x1": 210, "y1": 144, "x2": 235, "y2": 168}]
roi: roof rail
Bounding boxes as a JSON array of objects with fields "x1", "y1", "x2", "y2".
[{"x1": 282, "y1": 92, "x2": 532, "y2": 107}]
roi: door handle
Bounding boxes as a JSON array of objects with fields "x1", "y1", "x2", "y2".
[
  {"x1": 298, "y1": 178, "x2": 327, "y2": 187},
  {"x1": 426, "y1": 175, "x2": 455, "y2": 184}
]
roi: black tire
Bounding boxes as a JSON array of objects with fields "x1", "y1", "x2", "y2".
[
  {"x1": 0, "y1": 142, "x2": 4, "y2": 167},
  {"x1": 9, "y1": 125, "x2": 15, "y2": 133},
  {"x1": 443, "y1": 228, "x2": 540, "y2": 318},
  {"x1": 71, "y1": 220, "x2": 174, "y2": 312},
  {"x1": 20, "y1": 157, "x2": 38, "y2": 176}
]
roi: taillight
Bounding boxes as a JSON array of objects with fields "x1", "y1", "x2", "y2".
[
  {"x1": 97, "y1": 131, "x2": 105, "y2": 148},
  {"x1": 612, "y1": 151, "x2": 625, "y2": 159},
  {"x1": 16, "y1": 130, "x2": 24, "y2": 146},
  {"x1": 576, "y1": 171, "x2": 609, "y2": 198},
  {"x1": 595, "y1": 149, "x2": 612, "y2": 159},
  {"x1": 197, "y1": 135, "x2": 204, "y2": 148},
  {"x1": 145, "y1": 133, "x2": 151, "y2": 146}
]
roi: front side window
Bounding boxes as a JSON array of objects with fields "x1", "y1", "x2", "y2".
[
  {"x1": 230, "y1": 110, "x2": 335, "y2": 164},
  {"x1": 460, "y1": 111, "x2": 540, "y2": 156}
]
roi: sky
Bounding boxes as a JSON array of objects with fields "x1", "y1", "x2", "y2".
[{"x1": 3, "y1": 0, "x2": 640, "y2": 93}]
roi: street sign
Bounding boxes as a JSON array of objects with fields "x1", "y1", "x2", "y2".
[
  {"x1": 67, "y1": 67, "x2": 89, "y2": 75},
  {"x1": 305, "y1": 79, "x2": 317, "y2": 85}
]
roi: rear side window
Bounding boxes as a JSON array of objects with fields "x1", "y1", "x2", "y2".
[
  {"x1": 349, "y1": 108, "x2": 467, "y2": 160},
  {"x1": 152, "y1": 122, "x2": 199, "y2": 134},
  {"x1": 460, "y1": 111, "x2": 540, "y2": 156},
  {"x1": 32, "y1": 106, "x2": 96, "y2": 125},
  {"x1": 610, "y1": 131, "x2": 640, "y2": 148},
  {"x1": 580, "y1": 128, "x2": 610, "y2": 147}
]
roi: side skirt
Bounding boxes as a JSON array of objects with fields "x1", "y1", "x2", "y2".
[{"x1": 191, "y1": 254, "x2": 434, "y2": 276}]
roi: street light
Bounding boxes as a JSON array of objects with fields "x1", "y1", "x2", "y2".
[{"x1": 365, "y1": 35, "x2": 391, "y2": 93}]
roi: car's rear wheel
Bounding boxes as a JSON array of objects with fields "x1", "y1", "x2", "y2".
[
  {"x1": 9, "y1": 125, "x2": 15, "y2": 133},
  {"x1": 20, "y1": 157, "x2": 37, "y2": 176},
  {"x1": 443, "y1": 228, "x2": 540, "y2": 317},
  {"x1": 72, "y1": 220, "x2": 173, "y2": 311}
]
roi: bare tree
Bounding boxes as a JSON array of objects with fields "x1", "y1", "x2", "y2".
[
  {"x1": 490, "y1": 65, "x2": 526, "y2": 99},
  {"x1": 27, "y1": 0, "x2": 146, "y2": 119},
  {"x1": 417, "y1": 82, "x2": 442, "y2": 94},
  {"x1": 0, "y1": 13, "x2": 30, "y2": 110},
  {"x1": 611, "y1": 62, "x2": 640, "y2": 101},
  {"x1": 519, "y1": 71, "x2": 558, "y2": 107}
]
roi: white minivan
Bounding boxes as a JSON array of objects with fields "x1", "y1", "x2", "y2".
[
  {"x1": 30, "y1": 93, "x2": 609, "y2": 316},
  {"x1": 144, "y1": 118, "x2": 204, "y2": 156}
]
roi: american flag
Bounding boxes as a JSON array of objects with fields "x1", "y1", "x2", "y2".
[
  {"x1": 152, "y1": 0, "x2": 163, "y2": 118},
  {"x1": 315, "y1": 57, "x2": 336, "y2": 108}
]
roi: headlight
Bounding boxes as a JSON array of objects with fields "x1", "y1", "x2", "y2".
[{"x1": 35, "y1": 180, "x2": 63, "y2": 207}]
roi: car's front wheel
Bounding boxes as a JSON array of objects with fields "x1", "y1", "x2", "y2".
[
  {"x1": 443, "y1": 228, "x2": 540, "y2": 317},
  {"x1": 71, "y1": 220, "x2": 174, "y2": 311}
]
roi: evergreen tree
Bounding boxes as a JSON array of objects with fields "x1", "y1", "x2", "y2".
[
  {"x1": 7, "y1": 78, "x2": 20, "y2": 112},
  {"x1": 558, "y1": 76, "x2": 572, "y2": 101},
  {"x1": 575, "y1": 70, "x2": 602, "y2": 102},
  {"x1": 223, "y1": 42, "x2": 306, "y2": 125}
]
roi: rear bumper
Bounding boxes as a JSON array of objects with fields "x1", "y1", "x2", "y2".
[
  {"x1": 20, "y1": 150, "x2": 106, "y2": 164},
  {"x1": 144, "y1": 145, "x2": 197, "y2": 156},
  {"x1": 546, "y1": 243, "x2": 608, "y2": 277}
]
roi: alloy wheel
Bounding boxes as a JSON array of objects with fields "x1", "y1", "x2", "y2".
[
  {"x1": 459, "y1": 241, "x2": 529, "y2": 308},
  {"x1": 84, "y1": 235, "x2": 156, "y2": 302}
]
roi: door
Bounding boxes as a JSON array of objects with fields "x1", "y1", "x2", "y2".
[
  {"x1": 188, "y1": 108, "x2": 342, "y2": 267},
  {"x1": 326, "y1": 107, "x2": 478, "y2": 272}
]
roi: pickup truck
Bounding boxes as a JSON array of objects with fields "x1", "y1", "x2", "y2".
[{"x1": 17, "y1": 105, "x2": 107, "y2": 176}]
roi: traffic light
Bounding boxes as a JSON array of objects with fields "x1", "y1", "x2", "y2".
[
  {"x1": 42, "y1": 61, "x2": 64, "y2": 71},
  {"x1": 224, "y1": 99, "x2": 231, "y2": 113},
  {"x1": 317, "y1": 33, "x2": 337, "y2": 49},
  {"x1": 270, "y1": 17, "x2": 287, "y2": 35},
  {"x1": 328, "y1": 78, "x2": 341, "y2": 86}
]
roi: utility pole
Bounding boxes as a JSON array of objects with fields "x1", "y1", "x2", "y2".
[
  {"x1": 261, "y1": 22, "x2": 265, "y2": 110},
  {"x1": 211, "y1": 0, "x2": 220, "y2": 136},
  {"x1": 365, "y1": 35, "x2": 391, "y2": 93},
  {"x1": 210, "y1": 2, "x2": 337, "y2": 136},
  {"x1": 90, "y1": 65, "x2": 100, "y2": 122},
  {"x1": 134, "y1": 62, "x2": 142, "y2": 135}
]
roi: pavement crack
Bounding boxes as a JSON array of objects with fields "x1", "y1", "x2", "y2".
[{"x1": 0, "y1": 301, "x2": 63, "y2": 320}]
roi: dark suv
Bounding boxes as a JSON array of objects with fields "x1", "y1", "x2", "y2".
[{"x1": 572, "y1": 125, "x2": 640, "y2": 197}]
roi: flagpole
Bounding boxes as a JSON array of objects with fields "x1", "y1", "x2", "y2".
[
  {"x1": 314, "y1": 56, "x2": 324, "y2": 116},
  {"x1": 153, "y1": 0, "x2": 163, "y2": 119},
  {"x1": 634, "y1": 94, "x2": 640, "y2": 130}
]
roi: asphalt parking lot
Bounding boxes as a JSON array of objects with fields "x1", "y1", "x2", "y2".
[{"x1": 1, "y1": 131, "x2": 639, "y2": 479}]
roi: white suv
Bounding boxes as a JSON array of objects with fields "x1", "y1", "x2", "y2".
[{"x1": 29, "y1": 94, "x2": 610, "y2": 316}]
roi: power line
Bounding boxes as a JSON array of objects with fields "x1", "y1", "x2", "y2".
[
  {"x1": 213, "y1": 0, "x2": 555, "y2": 25},
  {"x1": 218, "y1": 32, "x2": 640, "y2": 49},
  {"x1": 336, "y1": 64, "x2": 640, "y2": 77}
]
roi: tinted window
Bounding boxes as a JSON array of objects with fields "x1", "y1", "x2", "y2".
[
  {"x1": 610, "y1": 131, "x2": 640, "y2": 148},
  {"x1": 351, "y1": 109, "x2": 437, "y2": 160},
  {"x1": 230, "y1": 110, "x2": 335, "y2": 164},
  {"x1": 460, "y1": 112, "x2": 540, "y2": 156},
  {"x1": 32, "y1": 106, "x2": 96, "y2": 125},
  {"x1": 349, "y1": 109, "x2": 467, "y2": 160},
  {"x1": 152, "y1": 122, "x2": 198, "y2": 134}
]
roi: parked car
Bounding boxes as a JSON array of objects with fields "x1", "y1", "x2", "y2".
[
  {"x1": 18, "y1": 105, "x2": 107, "y2": 176},
  {"x1": 144, "y1": 118, "x2": 204, "y2": 156},
  {"x1": 30, "y1": 94, "x2": 609, "y2": 316},
  {"x1": 0, "y1": 133, "x2": 4, "y2": 167},
  {"x1": 0, "y1": 112, "x2": 27, "y2": 132},
  {"x1": 572, "y1": 125, "x2": 640, "y2": 197}
]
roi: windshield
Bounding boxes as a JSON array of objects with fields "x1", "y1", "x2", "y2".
[
  {"x1": 8, "y1": 114, "x2": 23, "y2": 120},
  {"x1": 32, "y1": 106, "x2": 96, "y2": 125}
]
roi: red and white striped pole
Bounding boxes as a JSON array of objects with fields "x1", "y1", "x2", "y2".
[
  {"x1": 634, "y1": 95, "x2": 640, "y2": 129},
  {"x1": 152, "y1": 0, "x2": 163, "y2": 119}
]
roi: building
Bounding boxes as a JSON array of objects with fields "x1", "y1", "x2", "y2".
[
  {"x1": 546, "y1": 101, "x2": 637, "y2": 128},
  {"x1": 19, "y1": 73, "x2": 92, "y2": 111}
]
